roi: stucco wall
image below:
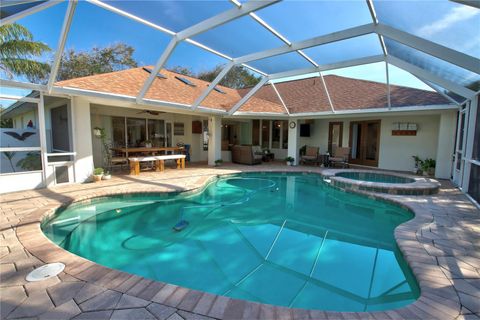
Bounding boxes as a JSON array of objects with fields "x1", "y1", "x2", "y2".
[{"x1": 297, "y1": 111, "x2": 456, "y2": 175}]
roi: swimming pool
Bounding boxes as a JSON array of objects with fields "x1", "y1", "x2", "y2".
[{"x1": 42, "y1": 173, "x2": 419, "y2": 312}]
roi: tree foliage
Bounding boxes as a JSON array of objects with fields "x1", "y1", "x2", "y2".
[
  {"x1": 57, "y1": 43, "x2": 138, "y2": 81},
  {"x1": 171, "y1": 64, "x2": 261, "y2": 89},
  {"x1": 0, "y1": 23, "x2": 51, "y2": 83},
  {"x1": 169, "y1": 65, "x2": 194, "y2": 77},
  {"x1": 198, "y1": 65, "x2": 261, "y2": 89}
]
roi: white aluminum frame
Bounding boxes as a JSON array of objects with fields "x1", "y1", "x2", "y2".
[
  {"x1": 136, "y1": 0, "x2": 278, "y2": 102},
  {"x1": 376, "y1": 24, "x2": 480, "y2": 74},
  {"x1": 175, "y1": 1, "x2": 279, "y2": 41},
  {"x1": 192, "y1": 62, "x2": 234, "y2": 110},
  {"x1": 233, "y1": 23, "x2": 376, "y2": 65},
  {"x1": 228, "y1": 77, "x2": 269, "y2": 115},
  {"x1": 319, "y1": 72, "x2": 335, "y2": 113},
  {"x1": 269, "y1": 55, "x2": 385, "y2": 80},
  {"x1": 366, "y1": 0, "x2": 388, "y2": 56},
  {"x1": 47, "y1": 0, "x2": 77, "y2": 92},
  {"x1": 137, "y1": 37, "x2": 179, "y2": 101},
  {"x1": 1, "y1": 0, "x2": 476, "y2": 117},
  {"x1": 387, "y1": 56, "x2": 476, "y2": 99},
  {"x1": 0, "y1": 0, "x2": 61, "y2": 27},
  {"x1": 452, "y1": 0, "x2": 480, "y2": 9},
  {"x1": 462, "y1": 96, "x2": 479, "y2": 192},
  {"x1": 271, "y1": 82, "x2": 289, "y2": 115},
  {"x1": 414, "y1": 76, "x2": 463, "y2": 106},
  {"x1": 385, "y1": 61, "x2": 391, "y2": 109}
]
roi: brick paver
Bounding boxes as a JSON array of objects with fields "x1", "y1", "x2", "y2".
[{"x1": 1, "y1": 163, "x2": 479, "y2": 319}]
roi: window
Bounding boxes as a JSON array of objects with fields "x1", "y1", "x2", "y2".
[
  {"x1": 468, "y1": 164, "x2": 480, "y2": 205},
  {"x1": 282, "y1": 120, "x2": 288, "y2": 149},
  {"x1": 147, "y1": 119, "x2": 165, "y2": 147},
  {"x1": 174, "y1": 122, "x2": 184, "y2": 136},
  {"x1": 1, "y1": 151, "x2": 42, "y2": 174},
  {"x1": 272, "y1": 120, "x2": 281, "y2": 149},
  {"x1": 112, "y1": 117, "x2": 126, "y2": 148},
  {"x1": 51, "y1": 105, "x2": 71, "y2": 152},
  {"x1": 175, "y1": 76, "x2": 196, "y2": 87},
  {"x1": 472, "y1": 104, "x2": 480, "y2": 161},
  {"x1": 126, "y1": 118, "x2": 146, "y2": 147},
  {"x1": 1, "y1": 92, "x2": 42, "y2": 175},
  {"x1": 262, "y1": 120, "x2": 270, "y2": 149},
  {"x1": 252, "y1": 120, "x2": 260, "y2": 145},
  {"x1": 221, "y1": 123, "x2": 238, "y2": 150},
  {"x1": 213, "y1": 86, "x2": 226, "y2": 94},
  {"x1": 143, "y1": 67, "x2": 167, "y2": 79}
]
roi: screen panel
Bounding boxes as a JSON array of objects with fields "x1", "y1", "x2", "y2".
[
  {"x1": 248, "y1": 52, "x2": 313, "y2": 74},
  {"x1": 0, "y1": 1, "x2": 47, "y2": 19},
  {"x1": 375, "y1": 0, "x2": 480, "y2": 58},
  {"x1": 255, "y1": 0, "x2": 373, "y2": 42},
  {"x1": 103, "y1": 0, "x2": 233, "y2": 33},
  {"x1": 303, "y1": 34, "x2": 383, "y2": 66},
  {"x1": 192, "y1": 15, "x2": 285, "y2": 57},
  {"x1": 385, "y1": 38, "x2": 480, "y2": 91},
  {"x1": 1, "y1": 2, "x2": 67, "y2": 84}
]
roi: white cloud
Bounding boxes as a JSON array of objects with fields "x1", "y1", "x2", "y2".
[{"x1": 418, "y1": 6, "x2": 479, "y2": 38}]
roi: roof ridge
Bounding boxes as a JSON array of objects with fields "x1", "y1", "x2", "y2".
[{"x1": 325, "y1": 74, "x2": 435, "y2": 94}]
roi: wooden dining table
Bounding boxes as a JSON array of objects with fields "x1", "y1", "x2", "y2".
[{"x1": 111, "y1": 146, "x2": 184, "y2": 156}]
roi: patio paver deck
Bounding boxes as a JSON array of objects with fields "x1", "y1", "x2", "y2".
[{"x1": 1, "y1": 163, "x2": 479, "y2": 319}]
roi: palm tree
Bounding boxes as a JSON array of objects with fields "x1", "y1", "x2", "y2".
[
  {"x1": 3, "y1": 151, "x2": 16, "y2": 173},
  {"x1": 0, "y1": 23, "x2": 51, "y2": 83}
]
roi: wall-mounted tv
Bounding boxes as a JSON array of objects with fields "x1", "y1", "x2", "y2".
[{"x1": 300, "y1": 124, "x2": 310, "y2": 137}]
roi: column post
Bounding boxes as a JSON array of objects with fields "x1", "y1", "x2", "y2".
[
  {"x1": 287, "y1": 120, "x2": 299, "y2": 165},
  {"x1": 72, "y1": 97, "x2": 94, "y2": 182},
  {"x1": 208, "y1": 116, "x2": 222, "y2": 166},
  {"x1": 435, "y1": 111, "x2": 457, "y2": 179}
]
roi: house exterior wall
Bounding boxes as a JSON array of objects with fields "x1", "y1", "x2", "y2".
[
  {"x1": 297, "y1": 111, "x2": 456, "y2": 176},
  {"x1": 89, "y1": 104, "x2": 209, "y2": 167},
  {"x1": 435, "y1": 111, "x2": 457, "y2": 179},
  {"x1": 0, "y1": 171, "x2": 44, "y2": 193},
  {"x1": 72, "y1": 97, "x2": 94, "y2": 183}
]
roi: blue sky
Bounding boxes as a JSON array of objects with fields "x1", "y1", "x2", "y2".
[{"x1": 3, "y1": 0, "x2": 479, "y2": 100}]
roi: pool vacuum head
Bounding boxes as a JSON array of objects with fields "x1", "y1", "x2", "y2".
[{"x1": 173, "y1": 220, "x2": 189, "y2": 232}]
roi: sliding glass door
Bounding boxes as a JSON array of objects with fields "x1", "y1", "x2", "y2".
[{"x1": 349, "y1": 120, "x2": 381, "y2": 167}]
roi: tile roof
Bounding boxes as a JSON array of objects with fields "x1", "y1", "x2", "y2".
[{"x1": 55, "y1": 67, "x2": 450, "y2": 114}]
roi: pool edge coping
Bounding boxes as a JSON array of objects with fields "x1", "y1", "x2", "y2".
[
  {"x1": 15, "y1": 169, "x2": 462, "y2": 319},
  {"x1": 324, "y1": 169, "x2": 441, "y2": 196}
]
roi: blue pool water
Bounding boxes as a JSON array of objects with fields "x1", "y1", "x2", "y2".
[{"x1": 42, "y1": 173, "x2": 419, "y2": 311}]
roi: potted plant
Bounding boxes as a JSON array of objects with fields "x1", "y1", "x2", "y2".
[
  {"x1": 93, "y1": 168, "x2": 104, "y2": 182},
  {"x1": 144, "y1": 140, "x2": 153, "y2": 148},
  {"x1": 94, "y1": 127, "x2": 113, "y2": 173},
  {"x1": 285, "y1": 156, "x2": 294, "y2": 166},
  {"x1": 102, "y1": 170, "x2": 112, "y2": 180},
  {"x1": 412, "y1": 155, "x2": 422, "y2": 174},
  {"x1": 423, "y1": 158, "x2": 436, "y2": 176},
  {"x1": 214, "y1": 159, "x2": 223, "y2": 167}
]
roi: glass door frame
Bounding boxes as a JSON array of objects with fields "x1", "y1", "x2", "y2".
[
  {"x1": 165, "y1": 121, "x2": 173, "y2": 147},
  {"x1": 349, "y1": 119, "x2": 381, "y2": 167},
  {"x1": 453, "y1": 103, "x2": 469, "y2": 187},
  {"x1": 328, "y1": 121, "x2": 343, "y2": 154}
]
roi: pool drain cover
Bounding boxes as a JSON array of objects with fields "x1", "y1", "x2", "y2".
[{"x1": 26, "y1": 263, "x2": 65, "y2": 282}]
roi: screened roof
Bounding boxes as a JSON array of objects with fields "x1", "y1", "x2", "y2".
[{"x1": 0, "y1": 0, "x2": 479, "y2": 115}]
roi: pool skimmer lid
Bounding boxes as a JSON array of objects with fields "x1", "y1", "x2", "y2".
[{"x1": 26, "y1": 263, "x2": 65, "y2": 282}]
